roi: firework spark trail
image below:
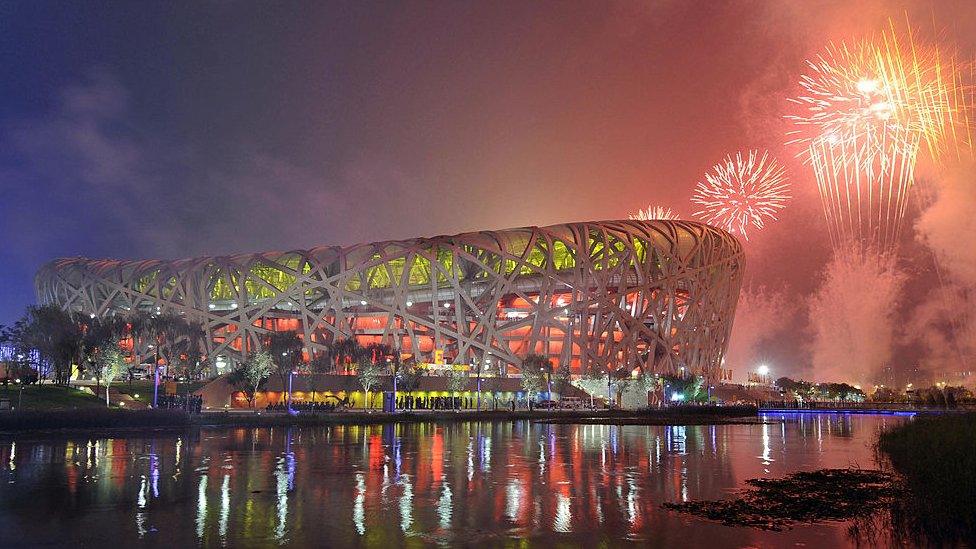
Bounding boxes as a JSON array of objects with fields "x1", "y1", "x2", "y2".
[
  {"x1": 807, "y1": 126, "x2": 919, "y2": 254},
  {"x1": 629, "y1": 205, "x2": 678, "y2": 221},
  {"x1": 787, "y1": 22, "x2": 974, "y2": 255},
  {"x1": 691, "y1": 150, "x2": 790, "y2": 239}
]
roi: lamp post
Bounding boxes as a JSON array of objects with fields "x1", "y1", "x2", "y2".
[
  {"x1": 283, "y1": 351, "x2": 293, "y2": 413},
  {"x1": 546, "y1": 361, "x2": 553, "y2": 402},
  {"x1": 287, "y1": 368, "x2": 294, "y2": 413},
  {"x1": 475, "y1": 358, "x2": 482, "y2": 411},
  {"x1": 149, "y1": 344, "x2": 160, "y2": 408},
  {"x1": 389, "y1": 354, "x2": 397, "y2": 414}
]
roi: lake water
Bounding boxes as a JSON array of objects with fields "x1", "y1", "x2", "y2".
[{"x1": 0, "y1": 413, "x2": 909, "y2": 547}]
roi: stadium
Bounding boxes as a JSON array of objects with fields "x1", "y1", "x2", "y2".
[{"x1": 35, "y1": 219, "x2": 743, "y2": 382}]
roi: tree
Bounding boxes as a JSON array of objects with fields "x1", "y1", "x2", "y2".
[
  {"x1": 362, "y1": 342, "x2": 392, "y2": 365},
  {"x1": 661, "y1": 373, "x2": 706, "y2": 403},
  {"x1": 227, "y1": 352, "x2": 274, "y2": 408},
  {"x1": 447, "y1": 367, "x2": 469, "y2": 407},
  {"x1": 169, "y1": 320, "x2": 207, "y2": 378},
  {"x1": 125, "y1": 311, "x2": 203, "y2": 374},
  {"x1": 775, "y1": 376, "x2": 800, "y2": 394},
  {"x1": 633, "y1": 371, "x2": 657, "y2": 401},
  {"x1": 776, "y1": 377, "x2": 817, "y2": 401},
  {"x1": 81, "y1": 315, "x2": 127, "y2": 389},
  {"x1": 266, "y1": 330, "x2": 304, "y2": 392},
  {"x1": 331, "y1": 337, "x2": 364, "y2": 374},
  {"x1": 124, "y1": 310, "x2": 153, "y2": 366},
  {"x1": 99, "y1": 347, "x2": 126, "y2": 406},
  {"x1": 308, "y1": 351, "x2": 335, "y2": 402},
  {"x1": 551, "y1": 362, "x2": 571, "y2": 398},
  {"x1": 356, "y1": 357, "x2": 383, "y2": 409},
  {"x1": 396, "y1": 359, "x2": 422, "y2": 394},
  {"x1": 4, "y1": 305, "x2": 83, "y2": 384},
  {"x1": 870, "y1": 386, "x2": 901, "y2": 402},
  {"x1": 818, "y1": 382, "x2": 865, "y2": 401},
  {"x1": 520, "y1": 354, "x2": 548, "y2": 403}
]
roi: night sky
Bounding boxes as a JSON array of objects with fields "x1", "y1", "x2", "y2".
[{"x1": 2, "y1": 1, "x2": 975, "y2": 380}]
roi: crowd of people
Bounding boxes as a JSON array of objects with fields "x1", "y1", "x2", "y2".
[
  {"x1": 253, "y1": 395, "x2": 586, "y2": 413},
  {"x1": 396, "y1": 395, "x2": 474, "y2": 410},
  {"x1": 157, "y1": 393, "x2": 203, "y2": 413},
  {"x1": 265, "y1": 401, "x2": 347, "y2": 412}
]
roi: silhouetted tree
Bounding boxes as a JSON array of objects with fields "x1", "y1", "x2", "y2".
[
  {"x1": 308, "y1": 350, "x2": 335, "y2": 402},
  {"x1": 266, "y1": 330, "x2": 304, "y2": 393},
  {"x1": 227, "y1": 352, "x2": 273, "y2": 408},
  {"x1": 356, "y1": 357, "x2": 383, "y2": 408},
  {"x1": 331, "y1": 337, "x2": 364, "y2": 374},
  {"x1": 4, "y1": 305, "x2": 83, "y2": 384},
  {"x1": 99, "y1": 347, "x2": 126, "y2": 406},
  {"x1": 520, "y1": 354, "x2": 548, "y2": 403},
  {"x1": 447, "y1": 367, "x2": 469, "y2": 405}
]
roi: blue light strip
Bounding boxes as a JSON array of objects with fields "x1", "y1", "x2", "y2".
[{"x1": 759, "y1": 408, "x2": 919, "y2": 416}]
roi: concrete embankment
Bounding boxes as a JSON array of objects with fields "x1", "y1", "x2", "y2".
[{"x1": 0, "y1": 405, "x2": 758, "y2": 434}]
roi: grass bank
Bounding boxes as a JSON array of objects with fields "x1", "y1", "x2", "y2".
[
  {"x1": 877, "y1": 412, "x2": 976, "y2": 546},
  {"x1": 0, "y1": 385, "x2": 105, "y2": 410}
]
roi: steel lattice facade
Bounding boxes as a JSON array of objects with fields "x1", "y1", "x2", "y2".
[{"x1": 35, "y1": 220, "x2": 743, "y2": 379}]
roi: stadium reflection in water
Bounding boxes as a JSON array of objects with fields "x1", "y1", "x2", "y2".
[{"x1": 0, "y1": 413, "x2": 905, "y2": 547}]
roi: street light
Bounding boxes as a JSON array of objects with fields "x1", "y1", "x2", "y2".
[
  {"x1": 287, "y1": 368, "x2": 295, "y2": 413},
  {"x1": 388, "y1": 355, "x2": 397, "y2": 414}
]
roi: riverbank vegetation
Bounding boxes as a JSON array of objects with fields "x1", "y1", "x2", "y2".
[{"x1": 877, "y1": 412, "x2": 976, "y2": 546}]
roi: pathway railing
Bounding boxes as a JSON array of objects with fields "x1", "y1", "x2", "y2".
[{"x1": 759, "y1": 400, "x2": 976, "y2": 412}]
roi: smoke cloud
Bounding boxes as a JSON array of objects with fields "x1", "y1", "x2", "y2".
[
  {"x1": 807, "y1": 250, "x2": 906, "y2": 386},
  {"x1": 725, "y1": 286, "x2": 797, "y2": 381},
  {"x1": 910, "y1": 160, "x2": 976, "y2": 380}
]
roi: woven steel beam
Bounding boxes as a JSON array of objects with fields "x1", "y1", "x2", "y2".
[{"x1": 35, "y1": 220, "x2": 744, "y2": 380}]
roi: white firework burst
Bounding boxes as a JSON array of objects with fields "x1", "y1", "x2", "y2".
[
  {"x1": 629, "y1": 205, "x2": 678, "y2": 221},
  {"x1": 691, "y1": 150, "x2": 791, "y2": 239}
]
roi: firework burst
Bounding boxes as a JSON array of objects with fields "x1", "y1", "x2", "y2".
[
  {"x1": 629, "y1": 205, "x2": 678, "y2": 221},
  {"x1": 691, "y1": 151, "x2": 790, "y2": 239},
  {"x1": 787, "y1": 22, "x2": 974, "y2": 254}
]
